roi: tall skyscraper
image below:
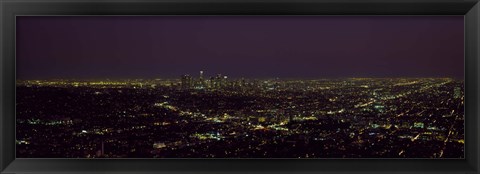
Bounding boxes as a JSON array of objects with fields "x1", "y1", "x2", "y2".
[
  {"x1": 223, "y1": 76, "x2": 228, "y2": 87},
  {"x1": 215, "y1": 74, "x2": 222, "y2": 89},
  {"x1": 181, "y1": 74, "x2": 192, "y2": 90},
  {"x1": 199, "y1": 70, "x2": 206, "y2": 88}
]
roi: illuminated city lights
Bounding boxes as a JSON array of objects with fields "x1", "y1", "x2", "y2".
[{"x1": 16, "y1": 76, "x2": 464, "y2": 158}]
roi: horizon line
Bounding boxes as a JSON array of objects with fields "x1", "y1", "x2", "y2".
[{"x1": 16, "y1": 77, "x2": 463, "y2": 81}]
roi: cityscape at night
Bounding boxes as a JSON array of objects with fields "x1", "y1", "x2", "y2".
[
  {"x1": 16, "y1": 73, "x2": 464, "y2": 158},
  {"x1": 16, "y1": 16, "x2": 464, "y2": 158}
]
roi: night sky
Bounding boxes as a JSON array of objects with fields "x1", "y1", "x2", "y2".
[{"x1": 16, "y1": 16, "x2": 464, "y2": 80}]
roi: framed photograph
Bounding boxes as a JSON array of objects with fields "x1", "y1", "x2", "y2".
[{"x1": 1, "y1": 0, "x2": 479, "y2": 173}]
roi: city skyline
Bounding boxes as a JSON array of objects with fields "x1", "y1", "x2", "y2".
[
  {"x1": 16, "y1": 16, "x2": 464, "y2": 80},
  {"x1": 15, "y1": 16, "x2": 464, "y2": 158},
  {"x1": 15, "y1": 70, "x2": 466, "y2": 81},
  {"x1": 16, "y1": 77, "x2": 465, "y2": 158}
]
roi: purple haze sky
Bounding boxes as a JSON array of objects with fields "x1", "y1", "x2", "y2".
[{"x1": 16, "y1": 16, "x2": 464, "y2": 80}]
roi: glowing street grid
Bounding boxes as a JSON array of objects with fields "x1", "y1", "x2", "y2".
[{"x1": 16, "y1": 74, "x2": 464, "y2": 158}]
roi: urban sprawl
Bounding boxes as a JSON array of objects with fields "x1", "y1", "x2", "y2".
[{"x1": 16, "y1": 71, "x2": 464, "y2": 158}]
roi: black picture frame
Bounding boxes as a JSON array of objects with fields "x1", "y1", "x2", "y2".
[{"x1": 1, "y1": 0, "x2": 479, "y2": 173}]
